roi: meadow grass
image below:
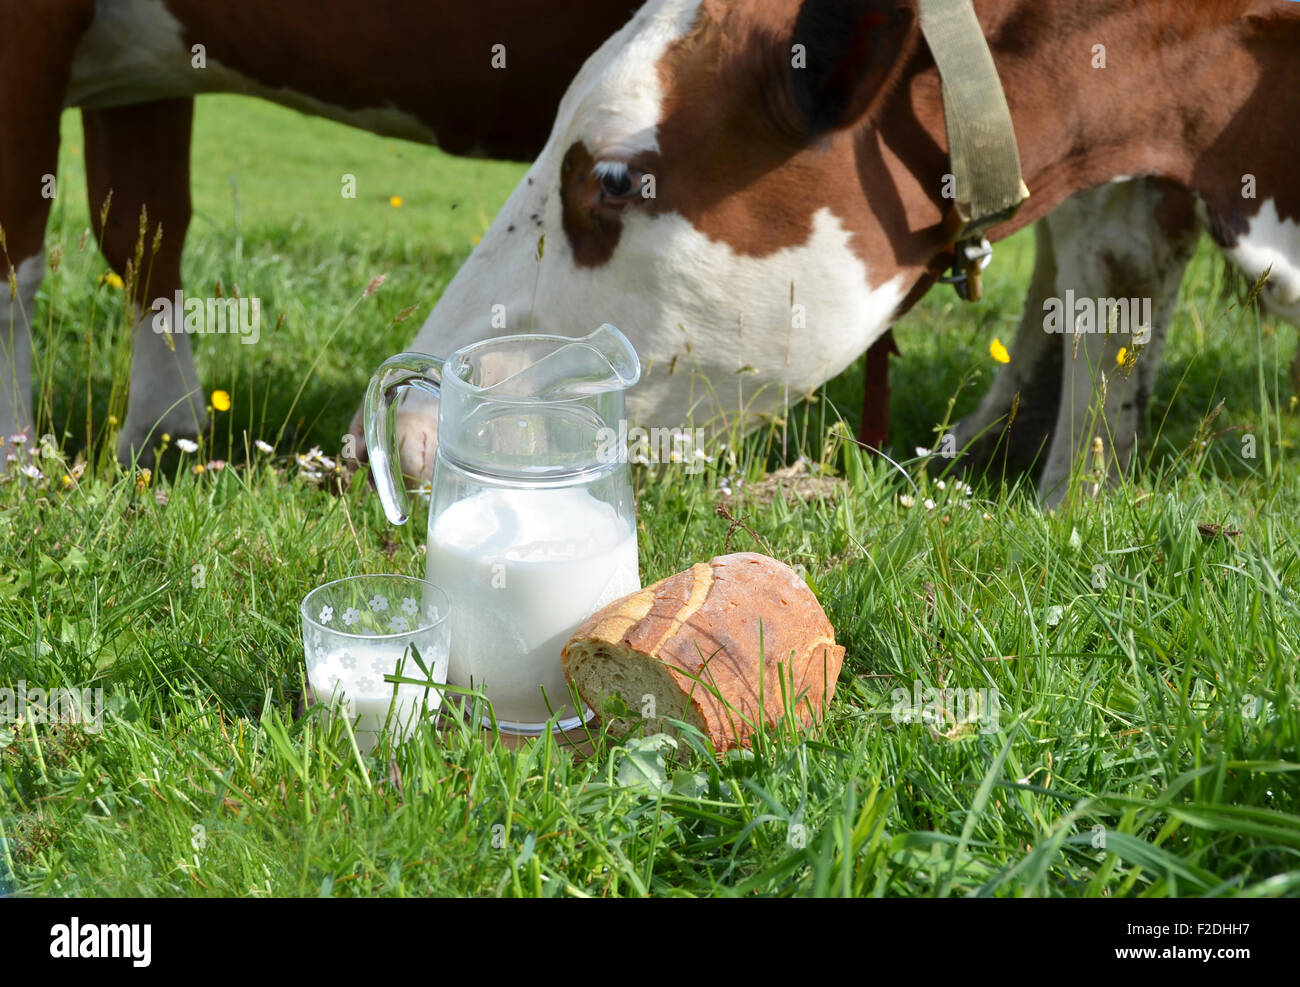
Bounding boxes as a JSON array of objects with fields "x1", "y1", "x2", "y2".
[{"x1": 1, "y1": 97, "x2": 1297, "y2": 897}]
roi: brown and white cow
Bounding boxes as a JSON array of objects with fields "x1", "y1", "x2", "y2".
[
  {"x1": 0, "y1": 0, "x2": 639, "y2": 463},
  {"x1": 380, "y1": 0, "x2": 1300, "y2": 505}
]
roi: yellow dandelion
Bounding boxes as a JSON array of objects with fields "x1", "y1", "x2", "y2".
[
  {"x1": 135, "y1": 468, "x2": 152, "y2": 488},
  {"x1": 989, "y1": 337, "x2": 1010, "y2": 364},
  {"x1": 389, "y1": 195, "x2": 404, "y2": 208},
  {"x1": 211, "y1": 389, "x2": 232, "y2": 412},
  {"x1": 1116, "y1": 346, "x2": 1128, "y2": 365},
  {"x1": 192, "y1": 463, "x2": 206, "y2": 475},
  {"x1": 61, "y1": 474, "x2": 73, "y2": 487},
  {"x1": 99, "y1": 272, "x2": 124, "y2": 290}
]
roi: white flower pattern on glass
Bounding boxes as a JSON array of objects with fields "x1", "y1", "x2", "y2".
[
  {"x1": 318, "y1": 605, "x2": 334, "y2": 624},
  {"x1": 338, "y1": 651, "x2": 356, "y2": 671},
  {"x1": 355, "y1": 673, "x2": 380, "y2": 694},
  {"x1": 389, "y1": 616, "x2": 409, "y2": 633},
  {"x1": 369, "y1": 595, "x2": 388, "y2": 613},
  {"x1": 401, "y1": 597, "x2": 419, "y2": 616},
  {"x1": 341, "y1": 607, "x2": 360, "y2": 627}
]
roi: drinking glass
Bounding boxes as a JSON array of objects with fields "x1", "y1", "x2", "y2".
[{"x1": 301, "y1": 575, "x2": 450, "y2": 751}]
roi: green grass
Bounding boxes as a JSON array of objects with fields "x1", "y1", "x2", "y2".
[{"x1": 1, "y1": 97, "x2": 1298, "y2": 897}]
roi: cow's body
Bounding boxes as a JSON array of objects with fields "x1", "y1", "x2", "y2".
[
  {"x1": 386, "y1": 0, "x2": 1300, "y2": 505},
  {"x1": 0, "y1": 0, "x2": 639, "y2": 461}
]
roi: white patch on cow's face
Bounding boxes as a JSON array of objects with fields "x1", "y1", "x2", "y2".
[
  {"x1": 405, "y1": 0, "x2": 907, "y2": 436},
  {"x1": 1222, "y1": 199, "x2": 1300, "y2": 323},
  {"x1": 67, "y1": 0, "x2": 435, "y2": 142},
  {"x1": 558, "y1": 0, "x2": 704, "y2": 160}
]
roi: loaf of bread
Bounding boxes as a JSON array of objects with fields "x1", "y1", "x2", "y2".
[{"x1": 561, "y1": 552, "x2": 844, "y2": 751}]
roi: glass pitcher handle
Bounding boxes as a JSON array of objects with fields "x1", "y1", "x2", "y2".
[{"x1": 363, "y1": 352, "x2": 444, "y2": 525}]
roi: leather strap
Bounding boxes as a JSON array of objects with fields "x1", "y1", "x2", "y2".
[{"x1": 919, "y1": 0, "x2": 1030, "y2": 241}]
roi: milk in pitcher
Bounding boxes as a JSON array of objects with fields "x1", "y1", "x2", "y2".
[{"x1": 426, "y1": 484, "x2": 639, "y2": 726}]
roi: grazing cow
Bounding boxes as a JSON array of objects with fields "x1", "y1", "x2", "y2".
[
  {"x1": 0, "y1": 0, "x2": 640, "y2": 464},
  {"x1": 375, "y1": 0, "x2": 1300, "y2": 505}
]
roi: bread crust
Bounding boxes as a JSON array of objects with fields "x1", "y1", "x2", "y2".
[{"x1": 562, "y1": 552, "x2": 844, "y2": 750}]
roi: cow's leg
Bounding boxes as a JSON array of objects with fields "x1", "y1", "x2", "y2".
[
  {"x1": 0, "y1": 1, "x2": 93, "y2": 462},
  {"x1": 1038, "y1": 180, "x2": 1198, "y2": 508},
  {"x1": 857, "y1": 328, "x2": 897, "y2": 450},
  {"x1": 1219, "y1": 200, "x2": 1300, "y2": 327},
  {"x1": 949, "y1": 218, "x2": 1063, "y2": 475},
  {"x1": 82, "y1": 99, "x2": 204, "y2": 465}
]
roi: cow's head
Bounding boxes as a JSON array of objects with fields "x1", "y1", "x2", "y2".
[{"x1": 360, "y1": 0, "x2": 951, "y2": 482}]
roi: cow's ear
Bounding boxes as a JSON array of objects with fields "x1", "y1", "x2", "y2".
[{"x1": 789, "y1": 0, "x2": 917, "y2": 139}]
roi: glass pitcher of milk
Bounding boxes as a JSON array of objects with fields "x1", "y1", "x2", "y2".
[{"x1": 364, "y1": 325, "x2": 642, "y2": 733}]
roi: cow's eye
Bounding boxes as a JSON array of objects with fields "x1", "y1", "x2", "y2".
[{"x1": 593, "y1": 161, "x2": 643, "y2": 202}]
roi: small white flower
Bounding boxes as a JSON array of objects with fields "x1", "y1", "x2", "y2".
[
  {"x1": 923, "y1": 498, "x2": 936, "y2": 511},
  {"x1": 962, "y1": 482, "x2": 974, "y2": 496},
  {"x1": 20, "y1": 464, "x2": 43, "y2": 480},
  {"x1": 342, "y1": 607, "x2": 360, "y2": 626},
  {"x1": 319, "y1": 605, "x2": 334, "y2": 624},
  {"x1": 936, "y1": 479, "x2": 946, "y2": 490},
  {"x1": 369, "y1": 595, "x2": 388, "y2": 612},
  {"x1": 899, "y1": 494, "x2": 916, "y2": 508},
  {"x1": 958, "y1": 500, "x2": 971, "y2": 510},
  {"x1": 694, "y1": 448, "x2": 709, "y2": 460},
  {"x1": 389, "y1": 616, "x2": 409, "y2": 633},
  {"x1": 981, "y1": 511, "x2": 992, "y2": 521},
  {"x1": 175, "y1": 437, "x2": 199, "y2": 454},
  {"x1": 255, "y1": 439, "x2": 274, "y2": 455},
  {"x1": 915, "y1": 447, "x2": 931, "y2": 457},
  {"x1": 9, "y1": 433, "x2": 29, "y2": 446},
  {"x1": 401, "y1": 597, "x2": 419, "y2": 615}
]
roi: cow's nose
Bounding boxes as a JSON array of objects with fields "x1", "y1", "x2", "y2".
[
  {"x1": 393, "y1": 408, "x2": 439, "y2": 487},
  {"x1": 347, "y1": 407, "x2": 370, "y2": 466},
  {"x1": 346, "y1": 403, "x2": 439, "y2": 488}
]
